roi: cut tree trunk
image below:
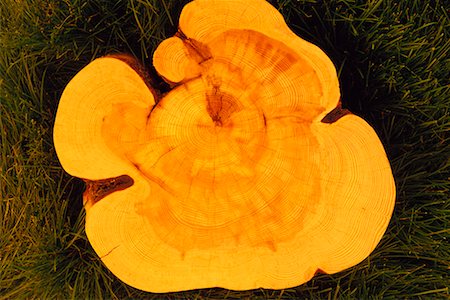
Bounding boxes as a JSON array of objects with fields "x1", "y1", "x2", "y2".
[{"x1": 53, "y1": 0, "x2": 396, "y2": 293}]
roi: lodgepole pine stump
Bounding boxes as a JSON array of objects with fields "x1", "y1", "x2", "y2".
[{"x1": 53, "y1": 0, "x2": 396, "y2": 292}]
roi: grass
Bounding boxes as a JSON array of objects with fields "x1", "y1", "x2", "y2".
[{"x1": 1, "y1": 0, "x2": 449, "y2": 298}]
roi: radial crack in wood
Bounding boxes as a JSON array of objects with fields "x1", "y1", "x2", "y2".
[
  {"x1": 176, "y1": 30, "x2": 213, "y2": 65},
  {"x1": 321, "y1": 105, "x2": 351, "y2": 123},
  {"x1": 83, "y1": 175, "x2": 134, "y2": 208},
  {"x1": 53, "y1": 0, "x2": 396, "y2": 293}
]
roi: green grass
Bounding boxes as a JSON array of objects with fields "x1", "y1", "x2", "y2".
[{"x1": 1, "y1": 0, "x2": 449, "y2": 298}]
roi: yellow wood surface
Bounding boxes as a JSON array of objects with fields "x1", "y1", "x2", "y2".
[{"x1": 53, "y1": 0, "x2": 395, "y2": 292}]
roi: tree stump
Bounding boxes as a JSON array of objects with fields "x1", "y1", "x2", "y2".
[{"x1": 53, "y1": 0, "x2": 395, "y2": 292}]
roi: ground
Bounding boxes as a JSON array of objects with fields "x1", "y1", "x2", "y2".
[{"x1": 1, "y1": 0, "x2": 449, "y2": 298}]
